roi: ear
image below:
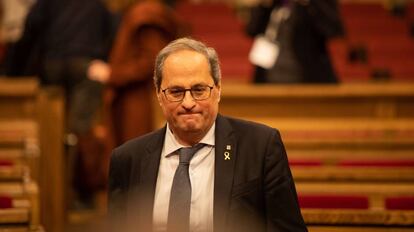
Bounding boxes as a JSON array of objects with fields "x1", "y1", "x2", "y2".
[{"x1": 156, "y1": 90, "x2": 163, "y2": 106}]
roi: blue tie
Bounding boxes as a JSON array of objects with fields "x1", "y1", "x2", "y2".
[{"x1": 167, "y1": 143, "x2": 205, "y2": 232}]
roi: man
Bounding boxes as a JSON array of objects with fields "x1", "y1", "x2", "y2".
[{"x1": 108, "y1": 38, "x2": 307, "y2": 232}]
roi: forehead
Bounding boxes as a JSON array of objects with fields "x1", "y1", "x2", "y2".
[{"x1": 161, "y1": 50, "x2": 213, "y2": 87}]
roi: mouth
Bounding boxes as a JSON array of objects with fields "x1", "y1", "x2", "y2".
[
  {"x1": 178, "y1": 111, "x2": 200, "y2": 115},
  {"x1": 178, "y1": 112, "x2": 201, "y2": 119}
]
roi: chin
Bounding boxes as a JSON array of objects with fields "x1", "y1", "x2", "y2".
[{"x1": 180, "y1": 124, "x2": 202, "y2": 133}]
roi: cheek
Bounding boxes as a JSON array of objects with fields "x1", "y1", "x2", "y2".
[
  {"x1": 201, "y1": 102, "x2": 218, "y2": 117},
  {"x1": 161, "y1": 102, "x2": 178, "y2": 118},
  {"x1": 167, "y1": 106, "x2": 179, "y2": 117}
]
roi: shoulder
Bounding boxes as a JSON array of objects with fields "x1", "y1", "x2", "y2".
[
  {"x1": 218, "y1": 115, "x2": 284, "y2": 151},
  {"x1": 112, "y1": 127, "x2": 165, "y2": 160}
]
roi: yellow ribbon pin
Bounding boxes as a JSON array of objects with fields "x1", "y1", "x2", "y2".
[{"x1": 224, "y1": 151, "x2": 230, "y2": 160}]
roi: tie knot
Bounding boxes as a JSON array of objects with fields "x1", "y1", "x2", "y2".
[{"x1": 178, "y1": 143, "x2": 205, "y2": 164}]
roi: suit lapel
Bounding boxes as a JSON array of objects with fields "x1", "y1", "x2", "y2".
[
  {"x1": 141, "y1": 127, "x2": 166, "y2": 187},
  {"x1": 214, "y1": 115, "x2": 237, "y2": 231},
  {"x1": 134, "y1": 127, "x2": 166, "y2": 227}
]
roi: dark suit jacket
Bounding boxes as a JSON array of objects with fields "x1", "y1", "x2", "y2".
[{"x1": 108, "y1": 114, "x2": 307, "y2": 232}]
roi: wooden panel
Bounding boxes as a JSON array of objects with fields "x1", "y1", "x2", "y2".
[
  {"x1": 296, "y1": 182, "x2": 414, "y2": 196},
  {"x1": 303, "y1": 209, "x2": 414, "y2": 226},
  {"x1": 0, "y1": 226, "x2": 34, "y2": 232},
  {"x1": 0, "y1": 165, "x2": 28, "y2": 181},
  {"x1": 396, "y1": 98, "x2": 414, "y2": 117},
  {"x1": 0, "y1": 99, "x2": 37, "y2": 119},
  {"x1": 0, "y1": 120, "x2": 38, "y2": 144},
  {"x1": 0, "y1": 78, "x2": 39, "y2": 120},
  {"x1": 0, "y1": 120, "x2": 40, "y2": 182},
  {"x1": 219, "y1": 83, "x2": 414, "y2": 118},
  {"x1": 0, "y1": 78, "x2": 39, "y2": 96},
  {"x1": 308, "y1": 225, "x2": 414, "y2": 232},
  {"x1": 37, "y1": 87, "x2": 65, "y2": 232},
  {"x1": 287, "y1": 149, "x2": 414, "y2": 161},
  {"x1": 0, "y1": 209, "x2": 29, "y2": 224},
  {"x1": 220, "y1": 97, "x2": 379, "y2": 118},
  {"x1": 268, "y1": 118, "x2": 414, "y2": 150},
  {"x1": 0, "y1": 149, "x2": 27, "y2": 165},
  {"x1": 292, "y1": 166, "x2": 414, "y2": 182},
  {"x1": 0, "y1": 182, "x2": 39, "y2": 227}
]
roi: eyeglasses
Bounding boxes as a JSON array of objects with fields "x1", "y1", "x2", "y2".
[{"x1": 162, "y1": 85, "x2": 214, "y2": 102}]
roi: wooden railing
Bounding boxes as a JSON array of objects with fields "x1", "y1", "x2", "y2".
[{"x1": 0, "y1": 77, "x2": 65, "y2": 232}]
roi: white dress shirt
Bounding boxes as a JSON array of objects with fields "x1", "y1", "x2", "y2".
[{"x1": 153, "y1": 123, "x2": 215, "y2": 232}]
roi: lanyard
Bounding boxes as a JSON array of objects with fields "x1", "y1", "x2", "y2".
[{"x1": 265, "y1": 6, "x2": 291, "y2": 41}]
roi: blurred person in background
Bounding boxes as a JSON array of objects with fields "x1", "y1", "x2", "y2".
[
  {"x1": 247, "y1": 0, "x2": 344, "y2": 83},
  {"x1": 0, "y1": 0, "x2": 35, "y2": 43},
  {"x1": 5, "y1": 0, "x2": 118, "y2": 208},
  {"x1": 87, "y1": 0, "x2": 183, "y2": 192},
  {"x1": 0, "y1": 0, "x2": 35, "y2": 72}
]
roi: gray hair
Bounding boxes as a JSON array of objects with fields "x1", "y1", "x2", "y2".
[{"x1": 153, "y1": 37, "x2": 221, "y2": 92}]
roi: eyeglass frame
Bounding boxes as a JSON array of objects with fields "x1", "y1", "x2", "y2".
[{"x1": 161, "y1": 85, "x2": 214, "y2": 102}]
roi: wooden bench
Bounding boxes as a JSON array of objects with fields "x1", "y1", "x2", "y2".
[
  {"x1": 0, "y1": 164, "x2": 29, "y2": 182},
  {"x1": 272, "y1": 118, "x2": 414, "y2": 181},
  {"x1": 308, "y1": 225, "x2": 414, "y2": 232},
  {"x1": 0, "y1": 77, "x2": 65, "y2": 232},
  {"x1": 0, "y1": 182, "x2": 40, "y2": 230},
  {"x1": 291, "y1": 165, "x2": 414, "y2": 182},
  {"x1": 296, "y1": 182, "x2": 414, "y2": 227},
  {"x1": 0, "y1": 120, "x2": 39, "y2": 181}
]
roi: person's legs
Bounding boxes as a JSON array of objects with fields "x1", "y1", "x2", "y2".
[
  {"x1": 65, "y1": 57, "x2": 104, "y2": 208},
  {"x1": 41, "y1": 59, "x2": 66, "y2": 86}
]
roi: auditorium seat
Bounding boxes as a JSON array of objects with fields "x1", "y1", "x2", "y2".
[
  {"x1": 0, "y1": 120, "x2": 39, "y2": 181},
  {"x1": 386, "y1": 197, "x2": 414, "y2": 210},
  {"x1": 0, "y1": 162, "x2": 29, "y2": 182},
  {"x1": 299, "y1": 195, "x2": 369, "y2": 209},
  {"x1": 302, "y1": 208, "x2": 414, "y2": 227},
  {"x1": 340, "y1": 2, "x2": 389, "y2": 18},
  {"x1": 176, "y1": 2, "x2": 253, "y2": 82},
  {"x1": 290, "y1": 158, "x2": 414, "y2": 182},
  {"x1": 0, "y1": 119, "x2": 41, "y2": 231},
  {"x1": 338, "y1": 160, "x2": 414, "y2": 167},
  {"x1": 344, "y1": 18, "x2": 408, "y2": 37},
  {"x1": 331, "y1": 2, "x2": 414, "y2": 82},
  {"x1": 297, "y1": 181, "x2": 414, "y2": 227},
  {"x1": 406, "y1": 2, "x2": 414, "y2": 24},
  {"x1": 0, "y1": 182, "x2": 40, "y2": 230}
]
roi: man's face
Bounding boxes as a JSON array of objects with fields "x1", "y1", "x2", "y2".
[{"x1": 157, "y1": 50, "x2": 221, "y2": 138}]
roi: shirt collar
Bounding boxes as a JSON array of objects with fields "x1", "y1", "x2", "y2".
[{"x1": 163, "y1": 122, "x2": 216, "y2": 157}]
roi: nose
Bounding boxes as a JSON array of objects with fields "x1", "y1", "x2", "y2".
[{"x1": 181, "y1": 90, "x2": 196, "y2": 109}]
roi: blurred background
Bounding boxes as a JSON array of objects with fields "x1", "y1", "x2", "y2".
[{"x1": 0, "y1": 0, "x2": 414, "y2": 231}]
